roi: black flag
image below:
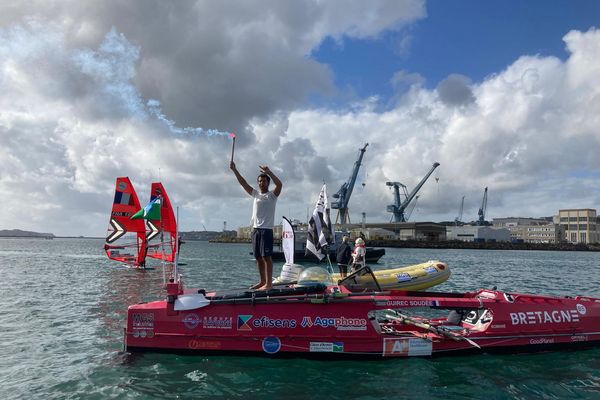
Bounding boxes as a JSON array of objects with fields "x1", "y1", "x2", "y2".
[{"x1": 305, "y1": 184, "x2": 334, "y2": 260}]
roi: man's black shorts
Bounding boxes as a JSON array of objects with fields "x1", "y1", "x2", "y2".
[{"x1": 252, "y1": 228, "x2": 273, "y2": 259}]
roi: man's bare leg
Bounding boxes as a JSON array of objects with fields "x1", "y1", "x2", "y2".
[
  {"x1": 257, "y1": 257, "x2": 273, "y2": 290},
  {"x1": 250, "y1": 257, "x2": 267, "y2": 289}
]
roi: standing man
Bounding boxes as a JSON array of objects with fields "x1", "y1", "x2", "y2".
[
  {"x1": 230, "y1": 161, "x2": 282, "y2": 290},
  {"x1": 335, "y1": 236, "x2": 352, "y2": 278}
]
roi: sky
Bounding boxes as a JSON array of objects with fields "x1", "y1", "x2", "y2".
[{"x1": 1, "y1": 0, "x2": 600, "y2": 236}]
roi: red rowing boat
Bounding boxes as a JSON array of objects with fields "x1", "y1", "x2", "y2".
[{"x1": 124, "y1": 267, "x2": 600, "y2": 358}]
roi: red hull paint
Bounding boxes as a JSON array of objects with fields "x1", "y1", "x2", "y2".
[{"x1": 125, "y1": 285, "x2": 600, "y2": 358}]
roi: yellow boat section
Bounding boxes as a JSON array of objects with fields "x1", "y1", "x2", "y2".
[{"x1": 332, "y1": 260, "x2": 451, "y2": 291}]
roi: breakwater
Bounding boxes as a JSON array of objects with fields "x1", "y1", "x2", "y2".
[
  {"x1": 367, "y1": 239, "x2": 600, "y2": 252},
  {"x1": 210, "y1": 236, "x2": 600, "y2": 252}
]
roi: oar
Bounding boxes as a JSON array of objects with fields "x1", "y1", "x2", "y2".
[{"x1": 384, "y1": 313, "x2": 481, "y2": 349}]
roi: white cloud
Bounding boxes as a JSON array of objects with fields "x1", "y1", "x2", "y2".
[
  {"x1": 279, "y1": 28, "x2": 600, "y2": 224},
  {"x1": 0, "y1": 2, "x2": 425, "y2": 235},
  {"x1": 1, "y1": 4, "x2": 599, "y2": 236}
]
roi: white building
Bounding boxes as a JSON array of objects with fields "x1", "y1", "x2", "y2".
[
  {"x1": 446, "y1": 225, "x2": 511, "y2": 242},
  {"x1": 557, "y1": 209, "x2": 599, "y2": 244},
  {"x1": 493, "y1": 217, "x2": 563, "y2": 243}
]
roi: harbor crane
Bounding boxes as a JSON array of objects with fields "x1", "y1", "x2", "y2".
[
  {"x1": 386, "y1": 162, "x2": 440, "y2": 222},
  {"x1": 477, "y1": 187, "x2": 488, "y2": 225},
  {"x1": 455, "y1": 196, "x2": 465, "y2": 226},
  {"x1": 332, "y1": 143, "x2": 368, "y2": 224}
]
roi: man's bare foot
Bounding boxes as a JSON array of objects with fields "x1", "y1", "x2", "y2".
[
  {"x1": 250, "y1": 282, "x2": 264, "y2": 290},
  {"x1": 257, "y1": 284, "x2": 273, "y2": 291}
]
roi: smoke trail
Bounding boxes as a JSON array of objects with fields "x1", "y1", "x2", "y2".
[
  {"x1": 72, "y1": 28, "x2": 147, "y2": 119},
  {"x1": 72, "y1": 27, "x2": 228, "y2": 136},
  {"x1": 146, "y1": 99, "x2": 229, "y2": 137}
]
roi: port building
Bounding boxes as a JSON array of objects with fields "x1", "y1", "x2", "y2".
[
  {"x1": 557, "y1": 209, "x2": 599, "y2": 244},
  {"x1": 446, "y1": 225, "x2": 511, "y2": 242},
  {"x1": 493, "y1": 217, "x2": 564, "y2": 244}
]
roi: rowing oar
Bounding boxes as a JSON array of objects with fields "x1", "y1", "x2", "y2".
[{"x1": 385, "y1": 313, "x2": 481, "y2": 349}]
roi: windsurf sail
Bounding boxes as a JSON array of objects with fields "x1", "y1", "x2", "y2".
[
  {"x1": 104, "y1": 177, "x2": 148, "y2": 267},
  {"x1": 145, "y1": 182, "x2": 178, "y2": 263}
]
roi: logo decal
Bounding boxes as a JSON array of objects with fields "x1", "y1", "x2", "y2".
[
  {"x1": 262, "y1": 336, "x2": 281, "y2": 354},
  {"x1": 182, "y1": 313, "x2": 200, "y2": 329},
  {"x1": 237, "y1": 315, "x2": 253, "y2": 331},
  {"x1": 309, "y1": 342, "x2": 344, "y2": 353},
  {"x1": 203, "y1": 316, "x2": 232, "y2": 329},
  {"x1": 424, "y1": 266, "x2": 437, "y2": 274},
  {"x1": 383, "y1": 337, "x2": 432, "y2": 357},
  {"x1": 509, "y1": 309, "x2": 581, "y2": 325},
  {"x1": 300, "y1": 316, "x2": 367, "y2": 331}
]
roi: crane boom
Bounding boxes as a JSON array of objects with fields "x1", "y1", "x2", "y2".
[
  {"x1": 477, "y1": 187, "x2": 488, "y2": 225},
  {"x1": 386, "y1": 162, "x2": 440, "y2": 222},
  {"x1": 455, "y1": 195, "x2": 465, "y2": 226},
  {"x1": 331, "y1": 143, "x2": 369, "y2": 224}
]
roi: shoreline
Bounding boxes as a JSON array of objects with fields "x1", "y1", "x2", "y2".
[{"x1": 209, "y1": 237, "x2": 600, "y2": 252}]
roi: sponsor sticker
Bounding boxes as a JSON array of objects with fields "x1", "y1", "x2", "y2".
[
  {"x1": 385, "y1": 300, "x2": 439, "y2": 307},
  {"x1": 262, "y1": 336, "x2": 281, "y2": 354},
  {"x1": 529, "y1": 338, "x2": 554, "y2": 345},
  {"x1": 237, "y1": 315, "x2": 253, "y2": 331},
  {"x1": 383, "y1": 337, "x2": 432, "y2": 357},
  {"x1": 509, "y1": 309, "x2": 580, "y2": 325},
  {"x1": 396, "y1": 273, "x2": 412, "y2": 282},
  {"x1": 203, "y1": 316, "x2": 233, "y2": 329},
  {"x1": 300, "y1": 316, "x2": 367, "y2": 331},
  {"x1": 252, "y1": 316, "x2": 296, "y2": 329},
  {"x1": 424, "y1": 266, "x2": 437, "y2": 275},
  {"x1": 131, "y1": 313, "x2": 155, "y2": 338},
  {"x1": 132, "y1": 313, "x2": 154, "y2": 329},
  {"x1": 570, "y1": 335, "x2": 588, "y2": 342},
  {"x1": 182, "y1": 313, "x2": 200, "y2": 329},
  {"x1": 576, "y1": 304, "x2": 587, "y2": 315},
  {"x1": 188, "y1": 340, "x2": 222, "y2": 350},
  {"x1": 309, "y1": 342, "x2": 344, "y2": 353}
]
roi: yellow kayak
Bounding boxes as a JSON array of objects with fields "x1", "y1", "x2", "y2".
[{"x1": 331, "y1": 260, "x2": 450, "y2": 291}]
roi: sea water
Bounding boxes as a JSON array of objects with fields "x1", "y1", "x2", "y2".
[{"x1": 0, "y1": 238, "x2": 598, "y2": 399}]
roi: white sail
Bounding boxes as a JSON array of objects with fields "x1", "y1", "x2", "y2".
[
  {"x1": 279, "y1": 216, "x2": 302, "y2": 282},
  {"x1": 282, "y1": 216, "x2": 294, "y2": 264}
]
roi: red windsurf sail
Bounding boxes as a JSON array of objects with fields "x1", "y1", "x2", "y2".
[
  {"x1": 146, "y1": 182, "x2": 178, "y2": 262},
  {"x1": 104, "y1": 177, "x2": 148, "y2": 267}
]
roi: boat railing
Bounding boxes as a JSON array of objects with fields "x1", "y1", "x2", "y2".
[{"x1": 338, "y1": 266, "x2": 382, "y2": 293}]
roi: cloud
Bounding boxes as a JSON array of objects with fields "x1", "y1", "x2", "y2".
[
  {"x1": 1, "y1": 4, "x2": 599, "y2": 236},
  {"x1": 279, "y1": 28, "x2": 600, "y2": 223},
  {"x1": 0, "y1": 1, "x2": 426, "y2": 235},
  {"x1": 436, "y1": 74, "x2": 475, "y2": 106}
]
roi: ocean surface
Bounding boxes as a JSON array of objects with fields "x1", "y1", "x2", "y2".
[{"x1": 0, "y1": 238, "x2": 599, "y2": 399}]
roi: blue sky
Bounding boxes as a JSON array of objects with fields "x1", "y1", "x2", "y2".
[{"x1": 314, "y1": 1, "x2": 600, "y2": 102}]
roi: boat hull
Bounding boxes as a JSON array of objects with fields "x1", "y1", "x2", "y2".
[
  {"x1": 331, "y1": 260, "x2": 450, "y2": 291},
  {"x1": 125, "y1": 287, "x2": 600, "y2": 358}
]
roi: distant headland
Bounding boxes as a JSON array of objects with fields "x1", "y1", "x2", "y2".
[{"x1": 0, "y1": 229, "x2": 55, "y2": 239}]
